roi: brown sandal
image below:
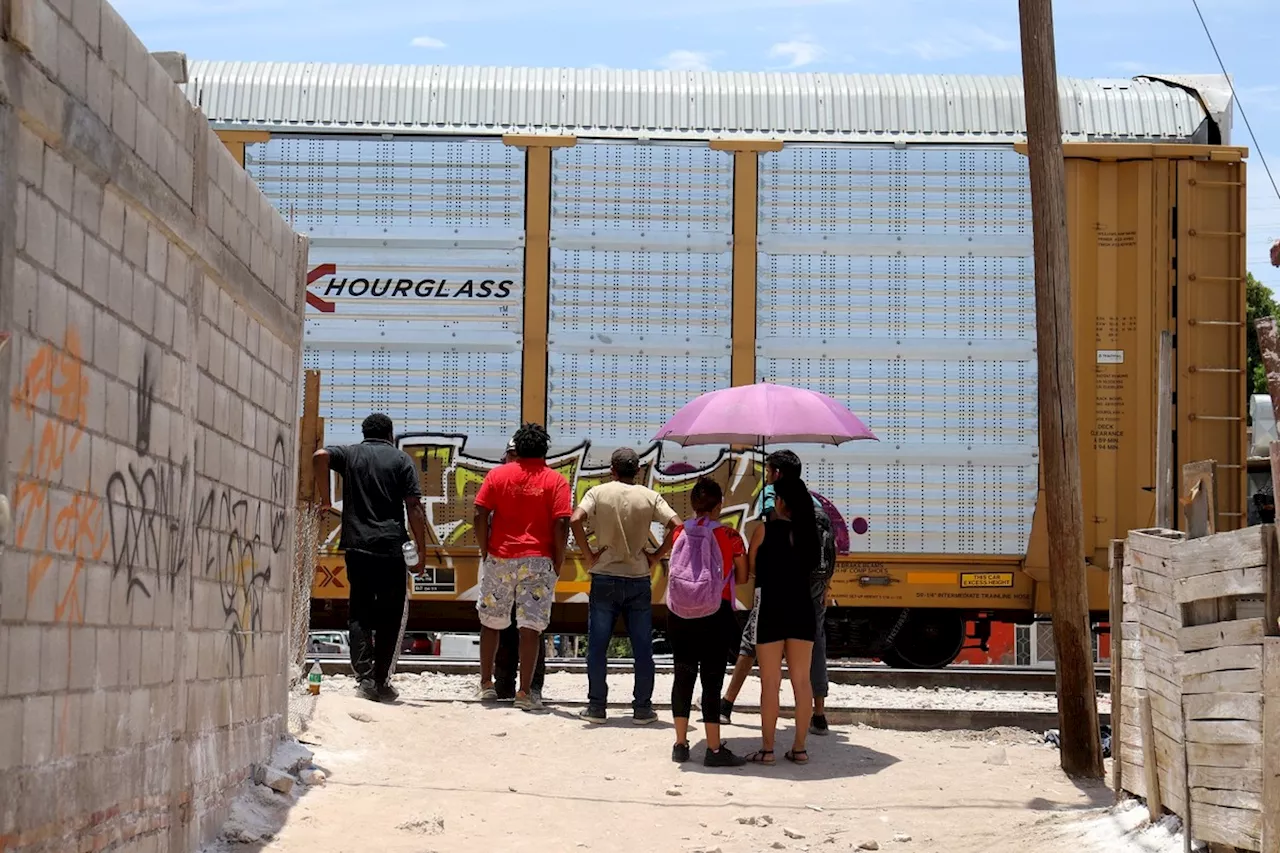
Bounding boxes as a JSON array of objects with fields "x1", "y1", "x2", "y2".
[
  {"x1": 746, "y1": 749, "x2": 775, "y2": 765},
  {"x1": 785, "y1": 749, "x2": 809, "y2": 764}
]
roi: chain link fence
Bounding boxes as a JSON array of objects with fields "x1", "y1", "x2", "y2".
[{"x1": 286, "y1": 503, "x2": 322, "y2": 735}]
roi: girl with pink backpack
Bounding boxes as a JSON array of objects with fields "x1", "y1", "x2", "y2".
[{"x1": 665, "y1": 478, "x2": 749, "y2": 767}]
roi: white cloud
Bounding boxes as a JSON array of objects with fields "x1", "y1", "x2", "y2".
[
  {"x1": 410, "y1": 35, "x2": 447, "y2": 48},
  {"x1": 769, "y1": 38, "x2": 824, "y2": 68},
  {"x1": 898, "y1": 24, "x2": 1015, "y2": 61},
  {"x1": 658, "y1": 49, "x2": 716, "y2": 71}
]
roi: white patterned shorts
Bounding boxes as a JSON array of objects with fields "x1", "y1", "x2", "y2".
[{"x1": 476, "y1": 556, "x2": 557, "y2": 632}]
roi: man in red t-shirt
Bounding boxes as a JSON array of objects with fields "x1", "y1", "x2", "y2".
[{"x1": 473, "y1": 423, "x2": 571, "y2": 711}]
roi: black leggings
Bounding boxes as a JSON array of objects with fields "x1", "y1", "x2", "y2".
[{"x1": 669, "y1": 601, "x2": 736, "y2": 723}]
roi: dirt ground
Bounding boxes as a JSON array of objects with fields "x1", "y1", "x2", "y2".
[{"x1": 228, "y1": 692, "x2": 1122, "y2": 853}]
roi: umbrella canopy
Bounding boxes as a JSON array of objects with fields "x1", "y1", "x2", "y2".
[{"x1": 653, "y1": 382, "x2": 877, "y2": 447}]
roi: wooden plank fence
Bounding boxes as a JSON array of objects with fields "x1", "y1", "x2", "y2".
[{"x1": 1116, "y1": 466, "x2": 1280, "y2": 852}]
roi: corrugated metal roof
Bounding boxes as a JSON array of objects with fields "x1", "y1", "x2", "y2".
[{"x1": 184, "y1": 61, "x2": 1212, "y2": 143}]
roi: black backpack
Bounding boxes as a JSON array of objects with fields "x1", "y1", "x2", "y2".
[{"x1": 812, "y1": 504, "x2": 837, "y2": 584}]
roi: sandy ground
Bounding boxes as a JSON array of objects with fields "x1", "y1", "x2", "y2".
[
  {"x1": 318, "y1": 671, "x2": 1110, "y2": 715},
  {"x1": 217, "y1": 691, "x2": 1128, "y2": 853}
]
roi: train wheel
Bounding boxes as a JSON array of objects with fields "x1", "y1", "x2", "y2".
[{"x1": 883, "y1": 611, "x2": 966, "y2": 669}]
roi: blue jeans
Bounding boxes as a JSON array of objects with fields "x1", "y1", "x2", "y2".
[{"x1": 586, "y1": 574, "x2": 655, "y2": 714}]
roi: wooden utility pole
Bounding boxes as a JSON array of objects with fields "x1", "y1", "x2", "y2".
[{"x1": 1018, "y1": 0, "x2": 1105, "y2": 778}]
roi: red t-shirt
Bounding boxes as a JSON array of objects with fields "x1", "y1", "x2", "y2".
[
  {"x1": 672, "y1": 519, "x2": 746, "y2": 602},
  {"x1": 475, "y1": 460, "x2": 573, "y2": 559}
]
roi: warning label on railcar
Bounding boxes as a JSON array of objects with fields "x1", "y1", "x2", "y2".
[
  {"x1": 959, "y1": 572, "x2": 1015, "y2": 589},
  {"x1": 1096, "y1": 350, "x2": 1124, "y2": 364}
]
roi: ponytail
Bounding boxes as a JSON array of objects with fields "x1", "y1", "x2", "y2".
[{"x1": 775, "y1": 477, "x2": 819, "y2": 569}]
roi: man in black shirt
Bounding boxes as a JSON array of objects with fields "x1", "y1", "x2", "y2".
[{"x1": 313, "y1": 413, "x2": 428, "y2": 702}]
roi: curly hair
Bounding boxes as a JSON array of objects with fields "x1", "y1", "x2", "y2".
[
  {"x1": 362, "y1": 413, "x2": 395, "y2": 441},
  {"x1": 512, "y1": 422, "x2": 551, "y2": 459},
  {"x1": 774, "y1": 476, "x2": 819, "y2": 569},
  {"x1": 689, "y1": 477, "x2": 723, "y2": 514}
]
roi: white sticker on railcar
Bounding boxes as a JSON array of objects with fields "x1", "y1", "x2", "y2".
[{"x1": 1096, "y1": 350, "x2": 1125, "y2": 365}]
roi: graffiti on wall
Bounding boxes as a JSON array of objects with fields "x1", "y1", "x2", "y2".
[
  {"x1": 103, "y1": 348, "x2": 290, "y2": 674},
  {"x1": 8, "y1": 327, "x2": 291, "y2": 677},
  {"x1": 10, "y1": 329, "x2": 109, "y2": 624},
  {"x1": 311, "y1": 433, "x2": 851, "y2": 601}
]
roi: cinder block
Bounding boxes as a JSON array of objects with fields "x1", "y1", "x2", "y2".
[
  {"x1": 88, "y1": 432, "x2": 113, "y2": 494},
  {"x1": 122, "y1": 204, "x2": 147, "y2": 267},
  {"x1": 97, "y1": 1, "x2": 124, "y2": 70},
  {"x1": 80, "y1": 689, "x2": 106, "y2": 754},
  {"x1": 18, "y1": 124, "x2": 45, "y2": 187},
  {"x1": 140, "y1": 630, "x2": 164, "y2": 685},
  {"x1": 153, "y1": 289, "x2": 175, "y2": 348},
  {"x1": 81, "y1": 236, "x2": 110, "y2": 307},
  {"x1": 15, "y1": 184, "x2": 27, "y2": 254},
  {"x1": 60, "y1": 415, "x2": 91, "y2": 493},
  {"x1": 74, "y1": 174, "x2": 104, "y2": 237},
  {"x1": 146, "y1": 60, "x2": 172, "y2": 124},
  {"x1": 57, "y1": 18, "x2": 89, "y2": 101},
  {"x1": 132, "y1": 274, "x2": 156, "y2": 338},
  {"x1": 55, "y1": 213, "x2": 85, "y2": 287},
  {"x1": 123, "y1": 29, "x2": 149, "y2": 98},
  {"x1": 53, "y1": 693, "x2": 81, "y2": 758},
  {"x1": 164, "y1": 247, "x2": 189, "y2": 299},
  {"x1": 43, "y1": 147, "x2": 74, "y2": 213},
  {"x1": 86, "y1": 53, "x2": 113, "y2": 124},
  {"x1": 0, "y1": 552, "x2": 31, "y2": 623},
  {"x1": 67, "y1": 626, "x2": 97, "y2": 690},
  {"x1": 134, "y1": 104, "x2": 158, "y2": 171},
  {"x1": 128, "y1": 687, "x2": 149, "y2": 745},
  {"x1": 120, "y1": 628, "x2": 142, "y2": 687},
  {"x1": 112, "y1": 75, "x2": 138, "y2": 151},
  {"x1": 25, "y1": 554, "x2": 58, "y2": 622},
  {"x1": 105, "y1": 376, "x2": 129, "y2": 442},
  {"x1": 207, "y1": 329, "x2": 224, "y2": 382},
  {"x1": 205, "y1": 188, "x2": 223, "y2": 237},
  {"x1": 70, "y1": 0, "x2": 100, "y2": 48},
  {"x1": 92, "y1": 309, "x2": 119, "y2": 381},
  {"x1": 7, "y1": 625, "x2": 42, "y2": 695},
  {"x1": 0, "y1": 698, "x2": 22, "y2": 770},
  {"x1": 100, "y1": 188, "x2": 125, "y2": 251},
  {"x1": 9, "y1": 0, "x2": 59, "y2": 75},
  {"x1": 175, "y1": 145, "x2": 195, "y2": 205},
  {"x1": 94, "y1": 625, "x2": 119, "y2": 686},
  {"x1": 156, "y1": 128, "x2": 177, "y2": 194},
  {"x1": 145, "y1": 226, "x2": 168, "y2": 281},
  {"x1": 12, "y1": 256, "x2": 38, "y2": 332},
  {"x1": 40, "y1": 624, "x2": 70, "y2": 691},
  {"x1": 36, "y1": 270, "x2": 68, "y2": 348},
  {"x1": 222, "y1": 337, "x2": 238, "y2": 388},
  {"x1": 22, "y1": 694, "x2": 54, "y2": 766},
  {"x1": 117, "y1": 317, "x2": 142, "y2": 387},
  {"x1": 25, "y1": 190, "x2": 58, "y2": 270}
]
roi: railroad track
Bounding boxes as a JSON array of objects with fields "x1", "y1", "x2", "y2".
[{"x1": 311, "y1": 657, "x2": 1111, "y2": 693}]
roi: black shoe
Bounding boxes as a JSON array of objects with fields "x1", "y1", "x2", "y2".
[
  {"x1": 704, "y1": 743, "x2": 748, "y2": 768},
  {"x1": 357, "y1": 679, "x2": 379, "y2": 702},
  {"x1": 376, "y1": 683, "x2": 400, "y2": 703},
  {"x1": 718, "y1": 699, "x2": 734, "y2": 725},
  {"x1": 632, "y1": 709, "x2": 659, "y2": 726},
  {"x1": 672, "y1": 742, "x2": 691, "y2": 763},
  {"x1": 810, "y1": 714, "x2": 830, "y2": 736},
  {"x1": 578, "y1": 707, "x2": 607, "y2": 725}
]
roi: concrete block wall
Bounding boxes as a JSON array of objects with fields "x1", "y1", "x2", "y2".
[{"x1": 0, "y1": 0, "x2": 308, "y2": 849}]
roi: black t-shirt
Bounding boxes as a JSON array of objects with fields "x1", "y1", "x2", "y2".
[{"x1": 326, "y1": 439, "x2": 422, "y2": 555}]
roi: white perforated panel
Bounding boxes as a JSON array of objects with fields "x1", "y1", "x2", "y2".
[
  {"x1": 757, "y1": 145, "x2": 1037, "y2": 556},
  {"x1": 251, "y1": 137, "x2": 525, "y2": 449},
  {"x1": 548, "y1": 143, "x2": 733, "y2": 464}
]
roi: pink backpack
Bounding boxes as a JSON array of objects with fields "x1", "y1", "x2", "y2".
[{"x1": 667, "y1": 518, "x2": 732, "y2": 619}]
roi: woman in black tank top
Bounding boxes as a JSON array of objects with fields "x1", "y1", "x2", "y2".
[{"x1": 743, "y1": 477, "x2": 817, "y2": 766}]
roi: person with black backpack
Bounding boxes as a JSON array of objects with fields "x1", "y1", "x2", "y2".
[{"x1": 720, "y1": 450, "x2": 836, "y2": 735}]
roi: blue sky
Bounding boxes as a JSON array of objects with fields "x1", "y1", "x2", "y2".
[{"x1": 114, "y1": 0, "x2": 1280, "y2": 291}]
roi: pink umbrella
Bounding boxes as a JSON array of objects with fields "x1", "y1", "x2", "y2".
[{"x1": 653, "y1": 382, "x2": 877, "y2": 447}]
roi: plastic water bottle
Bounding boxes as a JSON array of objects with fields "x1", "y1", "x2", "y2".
[
  {"x1": 307, "y1": 661, "x2": 322, "y2": 696},
  {"x1": 402, "y1": 539, "x2": 418, "y2": 568}
]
